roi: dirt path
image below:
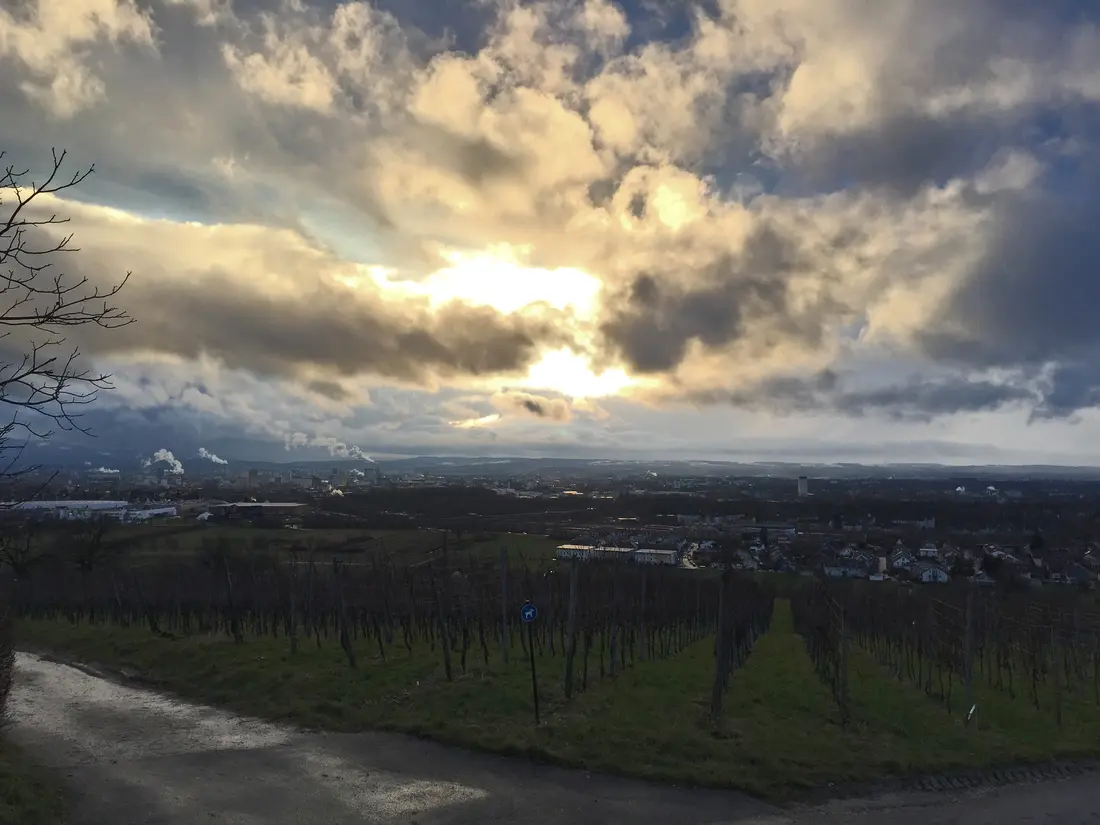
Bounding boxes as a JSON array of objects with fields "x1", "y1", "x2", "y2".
[{"x1": 10, "y1": 652, "x2": 1100, "y2": 825}]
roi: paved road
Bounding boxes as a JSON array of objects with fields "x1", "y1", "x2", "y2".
[{"x1": 9, "y1": 652, "x2": 1100, "y2": 825}]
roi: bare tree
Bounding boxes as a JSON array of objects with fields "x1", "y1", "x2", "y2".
[
  {"x1": 50, "y1": 515, "x2": 115, "y2": 575},
  {"x1": 0, "y1": 148, "x2": 133, "y2": 482},
  {"x1": 0, "y1": 149, "x2": 134, "y2": 579},
  {"x1": 0, "y1": 517, "x2": 42, "y2": 580}
]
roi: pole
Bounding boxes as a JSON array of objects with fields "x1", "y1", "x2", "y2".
[
  {"x1": 528, "y1": 619, "x2": 540, "y2": 725},
  {"x1": 839, "y1": 608, "x2": 850, "y2": 728},
  {"x1": 964, "y1": 586, "x2": 975, "y2": 724},
  {"x1": 500, "y1": 546, "x2": 509, "y2": 665},
  {"x1": 564, "y1": 558, "x2": 579, "y2": 699},
  {"x1": 710, "y1": 570, "x2": 728, "y2": 723},
  {"x1": 1052, "y1": 624, "x2": 1063, "y2": 728}
]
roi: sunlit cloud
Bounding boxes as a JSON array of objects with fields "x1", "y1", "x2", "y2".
[{"x1": 1, "y1": 0, "x2": 1099, "y2": 463}]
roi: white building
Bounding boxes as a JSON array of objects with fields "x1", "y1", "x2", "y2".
[
  {"x1": 824, "y1": 562, "x2": 870, "y2": 579},
  {"x1": 918, "y1": 541, "x2": 940, "y2": 560},
  {"x1": 633, "y1": 548, "x2": 679, "y2": 566},
  {"x1": 797, "y1": 476, "x2": 809, "y2": 496},
  {"x1": 916, "y1": 563, "x2": 949, "y2": 584},
  {"x1": 126, "y1": 506, "x2": 178, "y2": 522},
  {"x1": 555, "y1": 545, "x2": 677, "y2": 566},
  {"x1": 1, "y1": 500, "x2": 129, "y2": 520}
]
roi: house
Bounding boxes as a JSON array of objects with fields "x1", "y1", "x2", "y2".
[
  {"x1": 633, "y1": 548, "x2": 679, "y2": 566},
  {"x1": 1065, "y1": 563, "x2": 1096, "y2": 587},
  {"x1": 890, "y1": 548, "x2": 916, "y2": 571},
  {"x1": 824, "y1": 561, "x2": 871, "y2": 579},
  {"x1": 918, "y1": 541, "x2": 940, "y2": 560},
  {"x1": 735, "y1": 549, "x2": 759, "y2": 570},
  {"x1": 914, "y1": 562, "x2": 949, "y2": 584}
]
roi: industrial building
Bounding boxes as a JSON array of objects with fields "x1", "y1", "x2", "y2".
[
  {"x1": 0, "y1": 500, "x2": 178, "y2": 522},
  {"x1": 555, "y1": 544, "x2": 679, "y2": 566}
]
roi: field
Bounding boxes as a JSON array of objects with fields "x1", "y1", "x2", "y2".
[
  {"x1": 119, "y1": 524, "x2": 563, "y2": 563},
  {"x1": 12, "y1": 522, "x2": 564, "y2": 567},
  {"x1": 0, "y1": 740, "x2": 68, "y2": 825},
  {"x1": 9, "y1": 534, "x2": 1100, "y2": 799}
]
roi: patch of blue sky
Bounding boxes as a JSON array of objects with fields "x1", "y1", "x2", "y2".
[{"x1": 298, "y1": 199, "x2": 389, "y2": 265}]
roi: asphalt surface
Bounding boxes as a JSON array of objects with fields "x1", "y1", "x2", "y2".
[{"x1": 10, "y1": 652, "x2": 1100, "y2": 825}]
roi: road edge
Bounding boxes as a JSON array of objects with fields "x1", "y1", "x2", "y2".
[{"x1": 15, "y1": 644, "x2": 1100, "y2": 810}]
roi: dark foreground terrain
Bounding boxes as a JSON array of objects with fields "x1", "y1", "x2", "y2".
[{"x1": 9, "y1": 652, "x2": 1100, "y2": 825}]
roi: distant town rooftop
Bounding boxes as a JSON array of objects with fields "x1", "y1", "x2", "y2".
[
  {"x1": 1, "y1": 500, "x2": 129, "y2": 510},
  {"x1": 211, "y1": 502, "x2": 307, "y2": 509}
]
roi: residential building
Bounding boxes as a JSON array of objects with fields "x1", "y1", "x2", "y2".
[
  {"x1": 914, "y1": 563, "x2": 949, "y2": 584},
  {"x1": 918, "y1": 541, "x2": 940, "y2": 560},
  {"x1": 824, "y1": 561, "x2": 871, "y2": 579}
]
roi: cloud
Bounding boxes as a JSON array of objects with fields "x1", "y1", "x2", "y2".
[
  {"x1": 0, "y1": 0, "x2": 156, "y2": 118},
  {"x1": 92, "y1": 466, "x2": 120, "y2": 473},
  {"x1": 693, "y1": 369, "x2": 1037, "y2": 422},
  {"x1": 918, "y1": 158, "x2": 1100, "y2": 372},
  {"x1": 2, "y1": 0, "x2": 1100, "y2": 464},
  {"x1": 493, "y1": 392, "x2": 573, "y2": 422},
  {"x1": 197, "y1": 446, "x2": 228, "y2": 464},
  {"x1": 10, "y1": 193, "x2": 572, "y2": 389}
]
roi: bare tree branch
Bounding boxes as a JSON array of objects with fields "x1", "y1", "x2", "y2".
[{"x1": 0, "y1": 147, "x2": 133, "y2": 489}]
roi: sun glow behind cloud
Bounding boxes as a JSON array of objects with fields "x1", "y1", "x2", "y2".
[
  {"x1": 523, "y1": 348, "x2": 637, "y2": 398},
  {"x1": 367, "y1": 245, "x2": 602, "y2": 316},
  {"x1": 8, "y1": 0, "x2": 1100, "y2": 463},
  {"x1": 361, "y1": 245, "x2": 642, "y2": 400}
]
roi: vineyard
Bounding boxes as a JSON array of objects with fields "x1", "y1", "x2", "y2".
[
  {"x1": 5, "y1": 544, "x2": 773, "y2": 722},
  {"x1": 9, "y1": 546, "x2": 1100, "y2": 797},
  {"x1": 792, "y1": 579, "x2": 1100, "y2": 731}
]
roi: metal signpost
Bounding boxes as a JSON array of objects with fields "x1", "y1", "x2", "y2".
[{"x1": 521, "y1": 600, "x2": 540, "y2": 724}]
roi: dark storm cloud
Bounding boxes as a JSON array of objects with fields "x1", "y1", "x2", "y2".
[
  {"x1": 1027, "y1": 360, "x2": 1100, "y2": 421},
  {"x1": 832, "y1": 380, "x2": 1036, "y2": 421},
  {"x1": 85, "y1": 275, "x2": 569, "y2": 383},
  {"x1": 917, "y1": 161, "x2": 1100, "y2": 370},
  {"x1": 599, "y1": 225, "x2": 845, "y2": 373},
  {"x1": 908, "y1": 136, "x2": 1100, "y2": 418},
  {"x1": 500, "y1": 392, "x2": 572, "y2": 422},
  {"x1": 802, "y1": 112, "x2": 1013, "y2": 196},
  {"x1": 694, "y1": 370, "x2": 1035, "y2": 421},
  {"x1": 306, "y1": 379, "x2": 350, "y2": 401},
  {"x1": 781, "y1": 0, "x2": 1099, "y2": 195}
]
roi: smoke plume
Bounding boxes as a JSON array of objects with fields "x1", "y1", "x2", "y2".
[{"x1": 198, "y1": 447, "x2": 228, "y2": 465}]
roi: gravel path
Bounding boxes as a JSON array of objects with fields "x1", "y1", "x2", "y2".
[{"x1": 10, "y1": 652, "x2": 1100, "y2": 825}]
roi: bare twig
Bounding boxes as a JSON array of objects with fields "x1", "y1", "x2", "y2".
[{"x1": 0, "y1": 147, "x2": 132, "y2": 485}]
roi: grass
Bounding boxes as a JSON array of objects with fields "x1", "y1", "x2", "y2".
[
  {"x1": 116, "y1": 525, "x2": 563, "y2": 565},
  {"x1": 0, "y1": 737, "x2": 67, "y2": 825},
  {"x1": 19, "y1": 599, "x2": 1100, "y2": 800}
]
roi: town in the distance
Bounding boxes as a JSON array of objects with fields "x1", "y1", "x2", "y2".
[{"x1": 7, "y1": 451, "x2": 1100, "y2": 590}]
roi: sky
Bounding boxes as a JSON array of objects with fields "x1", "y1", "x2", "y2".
[{"x1": 2, "y1": 0, "x2": 1100, "y2": 467}]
